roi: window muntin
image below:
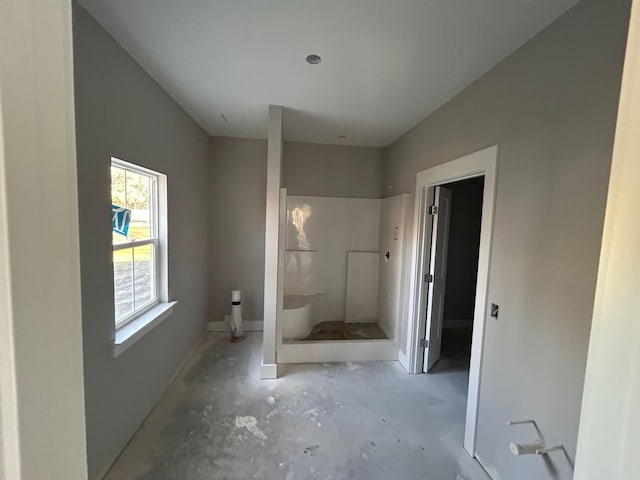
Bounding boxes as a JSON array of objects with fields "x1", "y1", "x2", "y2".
[{"x1": 111, "y1": 159, "x2": 160, "y2": 327}]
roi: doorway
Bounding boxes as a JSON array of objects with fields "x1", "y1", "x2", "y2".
[
  {"x1": 405, "y1": 145, "x2": 497, "y2": 457},
  {"x1": 425, "y1": 177, "x2": 484, "y2": 374}
]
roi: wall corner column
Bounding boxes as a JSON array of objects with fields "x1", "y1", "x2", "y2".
[
  {"x1": 0, "y1": 0, "x2": 88, "y2": 477},
  {"x1": 261, "y1": 105, "x2": 283, "y2": 379},
  {"x1": 575, "y1": 0, "x2": 640, "y2": 477}
]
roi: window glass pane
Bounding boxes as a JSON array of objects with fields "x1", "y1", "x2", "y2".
[
  {"x1": 113, "y1": 248, "x2": 134, "y2": 323},
  {"x1": 111, "y1": 166, "x2": 128, "y2": 245},
  {"x1": 111, "y1": 159, "x2": 161, "y2": 326},
  {"x1": 125, "y1": 170, "x2": 152, "y2": 241},
  {"x1": 133, "y1": 243, "x2": 155, "y2": 308}
]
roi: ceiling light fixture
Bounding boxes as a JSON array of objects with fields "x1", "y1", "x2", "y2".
[{"x1": 305, "y1": 54, "x2": 322, "y2": 65}]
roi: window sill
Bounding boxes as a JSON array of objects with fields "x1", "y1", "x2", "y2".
[{"x1": 113, "y1": 301, "x2": 177, "y2": 358}]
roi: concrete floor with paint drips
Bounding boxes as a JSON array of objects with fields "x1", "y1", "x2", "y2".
[
  {"x1": 298, "y1": 321, "x2": 388, "y2": 341},
  {"x1": 104, "y1": 332, "x2": 490, "y2": 480}
]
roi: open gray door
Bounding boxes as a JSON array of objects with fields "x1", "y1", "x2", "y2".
[{"x1": 422, "y1": 186, "x2": 452, "y2": 372}]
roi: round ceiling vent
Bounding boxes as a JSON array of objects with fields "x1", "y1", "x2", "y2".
[{"x1": 305, "y1": 54, "x2": 322, "y2": 65}]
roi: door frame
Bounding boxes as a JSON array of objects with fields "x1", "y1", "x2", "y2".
[{"x1": 405, "y1": 145, "x2": 498, "y2": 456}]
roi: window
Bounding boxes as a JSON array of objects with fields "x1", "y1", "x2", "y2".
[{"x1": 111, "y1": 158, "x2": 166, "y2": 327}]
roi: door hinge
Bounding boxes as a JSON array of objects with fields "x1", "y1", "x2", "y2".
[
  {"x1": 420, "y1": 338, "x2": 429, "y2": 348},
  {"x1": 428, "y1": 205, "x2": 438, "y2": 215},
  {"x1": 424, "y1": 273, "x2": 433, "y2": 283}
]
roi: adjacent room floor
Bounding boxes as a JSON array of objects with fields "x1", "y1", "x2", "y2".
[{"x1": 104, "y1": 333, "x2": 490, "y2": 480}]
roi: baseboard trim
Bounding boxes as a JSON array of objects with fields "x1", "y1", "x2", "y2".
[
  {"x1": 261, "y1": 363, "x2": 279, "y2": 379},
  {"x1": 398, "y1": 349, "x2": 411, "y2": 373},
  {"x1": 207, "y1": 320, "x2": 264, "y2": 333}
]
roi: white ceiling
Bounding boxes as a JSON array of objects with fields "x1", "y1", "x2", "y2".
[{"x1": 78, "y1": 0, "x2": 580, "y2": 147}]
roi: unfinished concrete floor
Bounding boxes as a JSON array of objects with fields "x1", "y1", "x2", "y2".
[{"x1": 104, "y1": 333, "x2": 490, "y2": 480}]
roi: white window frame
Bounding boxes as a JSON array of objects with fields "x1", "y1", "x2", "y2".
[{"x1": 111, "y1": 157, "x2": 169, "y2": 332}]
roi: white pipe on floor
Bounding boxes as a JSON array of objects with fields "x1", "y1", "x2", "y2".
[{"x1": 231, "y1": 289, "x2": 242, "y2": 338}]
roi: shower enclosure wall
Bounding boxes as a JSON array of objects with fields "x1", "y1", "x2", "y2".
[{"x1": 282, "y1": 194, "x2": 407, "y2": 346}]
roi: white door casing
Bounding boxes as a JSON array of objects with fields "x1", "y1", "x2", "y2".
[
  {"x1": 0, "y1": 0, "x2": 88, "y2": 477},
  {"x1": 404, "y1": 145, "x2": 498, "y2": 457},
  {"x1": 423, "y1": 186, "x2": 452, "y2": 372}
]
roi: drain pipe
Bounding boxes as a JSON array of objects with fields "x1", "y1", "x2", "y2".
[{"x1": 230, "y1": 289, "x2": 243, "y2": 341}]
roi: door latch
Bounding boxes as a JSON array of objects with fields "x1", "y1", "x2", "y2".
[{"x1": 420, "y1": 338, "x2": 429, "y2": 348}]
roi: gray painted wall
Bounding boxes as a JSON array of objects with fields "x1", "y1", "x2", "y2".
[
  {"x1": 384, "y1": 0, "x2": 630, "y2": 478},
  {"x1": 208, "y1": 137, "x2": 267, "y2": 324},
  {"x1": 442, "y1": 177, "x2": 484, "y2": 327},
  {"x1": 73, "y1": 6, "x2": 210, "y2": 477},
  {"x1": 283, "y1": 141, "x2": 385, "y2": 198},
  {"x1": 207, "y1": 138, "x2": 382, "y2": 326}
]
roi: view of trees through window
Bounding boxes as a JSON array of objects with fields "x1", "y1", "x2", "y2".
[{"x1": 111, "y1": 162, "x2": 157, "y2": 324}]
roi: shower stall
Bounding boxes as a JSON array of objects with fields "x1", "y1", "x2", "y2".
[{"x1": 279, "y1": 193, "x2": 408, "y2": 359}]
